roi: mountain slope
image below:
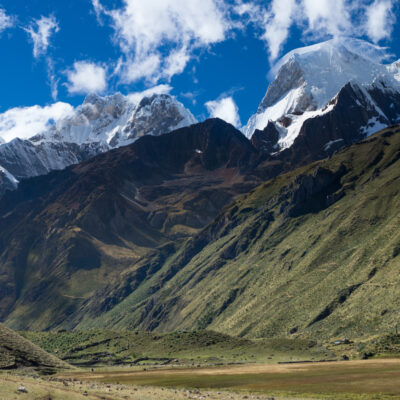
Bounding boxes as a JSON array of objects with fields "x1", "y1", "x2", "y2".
[
  {"x1": 77, "y1": 124, "x2": 400, "y2": 339},
  {"x1": 0, "y1": 323, "x2": 68, "y2": 370},
  {"x1": 2, "y1": 118, "x2": 400, "y2": 338},
  {"x1": 0, "y1": 119, "x2": 261, "y2": 330},
  {"x1": 245, "y1": 39, "x2": 400, "y2": 158}
]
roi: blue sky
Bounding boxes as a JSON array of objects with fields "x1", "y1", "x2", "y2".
[{"x1": 0, "y1": 0, "x2": 399, "y2": 130}]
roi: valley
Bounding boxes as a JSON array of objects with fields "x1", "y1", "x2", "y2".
[
  {"x1": 3, "y1": 327, "x2": 400, "y2": 399},
  {"x1": 64, "y1": 359, "x2": 400, "y2": 399}
]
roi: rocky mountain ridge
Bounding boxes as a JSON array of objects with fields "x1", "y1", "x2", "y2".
[
  {"x1": 1, "y1": 38, "x2": 400, "y2": 338},
  {"x1": 0, "y1": 93, "x2": 196, "y2": 195},
  {"x1": 1, "y1": 114, "x2": 400, "y2": 339}
]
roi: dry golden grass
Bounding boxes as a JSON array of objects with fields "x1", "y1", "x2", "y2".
[
  {"x1": 0, "y1": 372, "x2": 305, "y2": 400},
  {"x1": 58, "y1": 358, "x2": 400, "y2": 399}
]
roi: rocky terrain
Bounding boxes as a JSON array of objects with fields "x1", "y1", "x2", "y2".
[{"x1": 0, "y1": 119, "x2": 262, "y2": 330}]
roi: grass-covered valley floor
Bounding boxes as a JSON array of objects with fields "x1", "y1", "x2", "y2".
[
  {"x1": 0, "y1": 329, "x2": 395, "y2": 399},
  {"x1": 61, "y1": 359, "x2": 400, "y2": 399},
  {"x1": 20, "y1": 330, "x2": 337, "y2": 367},
  {"x1": 3, "y1": 357, "x2": 400, "y2": 399},
  {"x1": 0, "y1": 372, "x2": 291, "y2": 400}
]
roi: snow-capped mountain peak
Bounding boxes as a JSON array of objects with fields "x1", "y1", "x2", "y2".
[
  {"x1": 245, "y1": 38, "x2": 400, "y2": 152},
  {"x1": 120, "y1": 94, "x2": 197, "y2": 145},
  {"x1": 26, "y1": 92, "x2": 196, "y2": 148},
  {"x1": 260, "y1": 40, "x2": 392, "y2": 112},
  {"x1": 0, "y1": 93, "x2": 197, "y2": 194}
]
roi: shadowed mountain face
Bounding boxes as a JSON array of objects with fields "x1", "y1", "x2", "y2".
[
  {"x1": 251, "y1": 82, "x2": 400, "y2": 166},
  {"x1": 0, "y1": 119, "x2": 264, "y2": 330}
]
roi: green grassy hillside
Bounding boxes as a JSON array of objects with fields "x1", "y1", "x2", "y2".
[
  {"x1": 21, "y1": 329, "x2": 333, "y2": 366},
  {"x1": 77, "y1": 125, "x2": 400, "y2": 339},
  {"x1": 0, "y1": 323, "x2": 68, "y2": 371}
]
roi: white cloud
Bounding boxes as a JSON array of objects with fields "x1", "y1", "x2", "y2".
[
  {"x1": 93, "y1": 0, "x2": 232, "y2": 83},
  {"x1": 92, "y1": 0, "x2": 105, "y2": 23},
  {"x1": 24, "y1": 15, "x2": 59, "y2": 58},
  {"x1": 365, "y1": 0, "x2": 396, "y2": 43},
  {"x1": 127, "y1": 84, "x2": 173, "y2": 104},
  {"x1": 65, "y1": 61, "x2": 107, "y2": 95},
  {"x1": 262, "y1": 0, "x2": 297, "y2": 62},
  {"x1": 123, "y1": 54, "x2": 161, "y2": 83},
  {"x1": 0, "y1": 103, "x2": 74, "y2": 143},
  {"x1": 163, "y1": 47, "x2": 191, "y2": 80},
  {"x1": 46, "y1": 58, "x2": 59, "y2": 101},
  {"x1": 302, "y1": 0, "x2": 351, "y2": 38},
  {"x1": 205, "y1": 96, "x2": 241, "y2": 128},
  {"x1": 248, "y1": 0, "x2": 398, "y2": 62},
  {"x1": 0, "y1": 8, "x2": 13, "y2": 34}
]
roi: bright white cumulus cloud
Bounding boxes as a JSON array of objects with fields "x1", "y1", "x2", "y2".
[
  {"x1": 24, "y1": 15, "x2": 59, "y2": 58},
  {"x1": 301, "y1": 0, "x2": 351, "y2": 37},
  {"x1": 93, "y1": 0, "x2": 232, "y2": 83},
  {"x1": 65, "y1": 61, "x2": 107, "y2": 95},
  {"x1": 0, "y1": 103, "x2": 74, "y2": 143},
  {"x1": 205, "y1": 96, "x2": 241, "y2": 128}
]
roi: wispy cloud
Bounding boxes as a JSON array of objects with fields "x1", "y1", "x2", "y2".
[
  {"x1": 301, "y1": 0, "x2": 352, "y2": 38},
  {"x1": 24, "y1": 15, "x2": 59, "y2": 58},
  {"x1": 242, "y1": 0, "x2": 398, "y2": 63},
  {"x1": 262, "y1": 0, "x2": 297, "y2": 62},
  {"x1": 127, "y1": 84, "x2": 173, "y2": 104},
  {"x1": 46, "y1": 58, "x2": 59, "y2": 101},
  {"x1": 0, "y1": 8, "x2": 14, "y2": 34}
]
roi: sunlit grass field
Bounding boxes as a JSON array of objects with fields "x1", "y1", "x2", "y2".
[{"x1": 60, "y1": 359, "x2": 400, "y2": 399}]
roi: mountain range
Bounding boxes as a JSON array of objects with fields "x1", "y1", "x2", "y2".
[
  {"x1": 0, "y1": 93, "x2": 196, "y2": 195},
  {"x1": 1, "y1": 39, "x2": 400, "y2": 198},
  {"x1": 1, "y1": 39, "x2": 400, "y2": 338}
]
